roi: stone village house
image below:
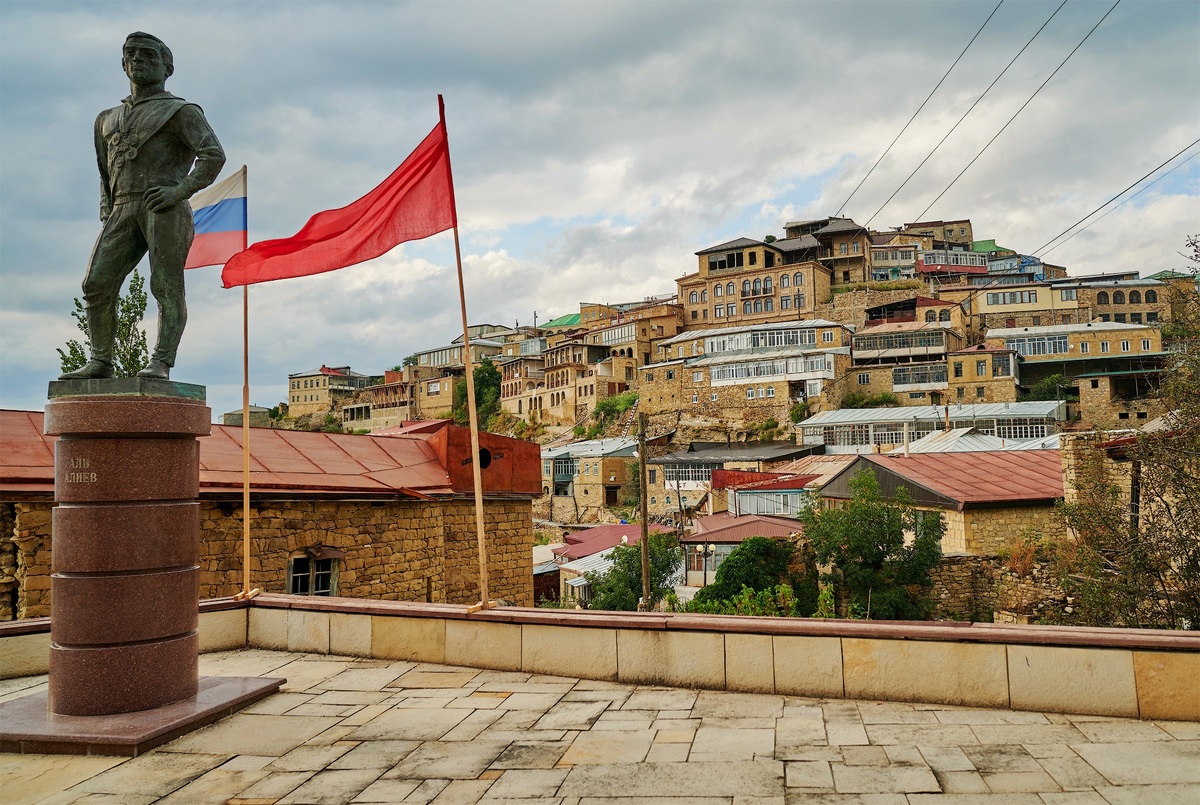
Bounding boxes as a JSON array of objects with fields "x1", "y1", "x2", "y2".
[{"x1": 0, "y1": 414, "x2": 540, "y2": 620}]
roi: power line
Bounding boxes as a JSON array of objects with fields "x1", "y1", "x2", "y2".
[
  {"x1": 1038, "y1": 143, "x2": 1200, "y2": 258},
  {"x1": 913, "y1": 0, "x2": 1122, "y2": 222},
  {"x1": 833, "y1": 0, "x2": 1004, "y2": 218},
  {"x1": 861, "y1": 0, "x2": 1069, "y2": 229}
]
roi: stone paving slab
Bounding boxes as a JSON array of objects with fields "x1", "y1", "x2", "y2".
[{"x1": 1, "y1": 649, "x2": 1196, "y2": 805}]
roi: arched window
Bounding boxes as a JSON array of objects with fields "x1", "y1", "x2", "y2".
[
  {"x1": 742, "y1": 280, "x2": 751, "y2": 295},
  {"x1": 752, "y1": 278, "x2": 762, "y2": 294},
  {"x1": 1145, "y1": 289, "x2": 1158, "y2": 303},
  {"x1": 701, "y1": 289, "x2": 707, "y2": 302},
  {"x1": 794, "y1": 272, "x2": 804, "y2": 286},
  {"x1": 758, "y1": 387, "x2": 765, "y2": 399},
  {"x1": 764, "y1": 298, "x2": 773, "y2": 312},
  {"x1": 1128, "y1": 290, "x2": 1141, "y2": 304},
  {"x1": 743, "y1": 301, "x2": 752, "y2": 314},
  {"x1": 689, "y1": 291, "x2": 698, "y2": 304},
  {"x1": 925, "y1": 310, "x2": 937, "y2": 322},
  {"x1": 727, "y1": 282, "x2": 735, "y2": 296},
  {"x1": 754, "y1": 299, "x2": 763, "y2": 313},
  {"x1": 1097, "y1": 291, "x2": 1110, "y2": 305},
  {"x1": 939, "y1": 309, "x2": 951, "y2": 322},
  {"x1": 1113, "y1": 291, "x2": 1126, "y2": 305},
  {"x1": 763, "y1": 277, "x2": 772, "y2": 293},
  {"x1": 780, "y1": 274, "x2": 790, "y2": 288},
  {"x1": 714, "y1": 284, "x2": 723, "y2": 297}
]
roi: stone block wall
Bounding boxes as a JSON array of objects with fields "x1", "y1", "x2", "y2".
[
  {"x1": 4, "y1": 495, "x2": 535, "y2": 619},
  {"x1": 198, "y1": 499, "x2": 450, "y2": 604},
  {"x1": 0, "y1": 503, "x2": 17, "y2": 621},
  {"x1": 923, "y1": 552, "x2": 1067, "y2": 622},
  {"x1": 441, "y1": 499, "x2": 533, "y2": 606},
  {"x1": 10, "y1": 503, "x2": 52, "y2": 619},
  {"x1": 941, "y1": 506, "x2": 1062, "y2": 555}
]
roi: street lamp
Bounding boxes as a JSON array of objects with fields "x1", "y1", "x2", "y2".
[{"x1": 702, "y1": 543, "x2": 717, "y2": 587}]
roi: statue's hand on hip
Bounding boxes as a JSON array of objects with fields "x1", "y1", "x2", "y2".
[{"x1": 144, "y1": 184, "x2": 185, "y2": 212}]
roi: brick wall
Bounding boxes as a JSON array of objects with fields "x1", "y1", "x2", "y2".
[{"x1": 5, "y1": 495, "x2": 534, "y2": 619}]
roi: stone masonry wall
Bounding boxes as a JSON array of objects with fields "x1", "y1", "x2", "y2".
[
  {"x1": 11, "y1": 503, "x2": 52, "y2": 619},
  {"x1": 8, "y1": 495, "x2": 535, "y2": 618},
  {"x1": 198, "y1": 499, "x2": 449, "y2": 603},
  {"x1": 924, "y1": 552, "x2": 1067, "y2": 622},
  {"x1": 0, "y1": 503, "x2": 17, "y2": 620},
  {"x1": 441, "y1": 499, "x2": 533, "y2": 606}
]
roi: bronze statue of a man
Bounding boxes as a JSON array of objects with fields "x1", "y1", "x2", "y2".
[{"x1": 61, "y1": 32, "x2": 225, "y2": 381}]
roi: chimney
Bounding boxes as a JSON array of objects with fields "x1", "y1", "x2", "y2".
[{"x1": 904, "y1": 422, "x2": 910, "y2": 457}]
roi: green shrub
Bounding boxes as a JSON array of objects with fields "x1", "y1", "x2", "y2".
[{"x1": 693, "y1": 537, "x2": 794, "y2": 605}]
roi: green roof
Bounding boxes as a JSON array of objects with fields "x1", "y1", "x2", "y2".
[
  {"x1": 543, "y1": 313, "x2": 580, "y2": 327},
  {"x1": 1075, "y1": 368, "x2": 1164, "y2": 378},
  {"x1": 1146, "y1": 270, "x2": 1195, "y2": 280},
  {"x1": 972, "y1": 239, "x2": 1013, "y2": 253}
]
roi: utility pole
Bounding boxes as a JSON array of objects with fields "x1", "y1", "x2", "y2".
[{"x1": 638, "y1": 412, "x2": 650, "y2": 610}]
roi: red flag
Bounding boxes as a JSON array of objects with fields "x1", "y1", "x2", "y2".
[{"x1": 222, "y1": 102, "x2": 457, "y2": 288}]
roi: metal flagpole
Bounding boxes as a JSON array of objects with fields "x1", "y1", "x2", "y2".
[
  {"x1": 234, "y1": 166, "x2": 258, "y2": 601},
  {"x1": 439, "y1": 97, "x2": 492, "y2": 611}
]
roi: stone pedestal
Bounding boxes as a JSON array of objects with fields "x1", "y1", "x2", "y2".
[
  {"x1": 0, "y1": 378, "x2": 284, "y2": 755},
  {"x1": 45, "y1": 378, "x2": 209, "y2": 716}
]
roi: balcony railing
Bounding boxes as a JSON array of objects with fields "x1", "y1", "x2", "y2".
[{"x1": 739, "y1": 288, "x2": 774, "y2": 298}]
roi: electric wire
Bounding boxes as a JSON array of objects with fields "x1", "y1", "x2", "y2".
[
  {"x1": 1041, "y1": 148, "x2": 1200, "y2": 255},
  {"x1": 861, "y1": 0, "x2": 1069, "y2": 229},
  {"x1": 834, "y1": 0, "x2": 1005, "y2": 217},
  {"x1": 914, "y1": 0, "x2": 1122, "y2": 222},
  {"x1": 1032, "y1": 138, "x2": 1200, "y2": 257}
]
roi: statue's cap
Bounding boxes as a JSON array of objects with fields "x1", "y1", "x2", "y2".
[{"x1": 125, "y1": 31, "x2": 166, "y2": 47}]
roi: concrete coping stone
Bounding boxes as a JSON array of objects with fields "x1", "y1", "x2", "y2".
[
  {"x1": 6, "y1": 593, "x2": 1195, "y2": 652},
  {"x1": 246, "y1": 593, "x2": 1200, "y2": 652}
]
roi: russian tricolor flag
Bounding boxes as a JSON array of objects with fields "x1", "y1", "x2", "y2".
[{"x1": 185, "y1": 166, "x2": 247, "y2": 269}]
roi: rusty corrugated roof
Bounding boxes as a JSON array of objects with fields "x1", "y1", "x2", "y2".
[
  {"x1": 868, "y1": 451, "x2": 1063, "y2": 504},
  {"x1": 685, "y1": 513, "x2": 801, "y2": 543},
  {"x1": 0, "y1": 410, "x2": 453, "y2": 498}
]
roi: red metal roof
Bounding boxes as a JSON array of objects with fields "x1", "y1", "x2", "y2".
[
  {"x1": 711, "y1": 469, "x2": 780, "y2": 490},
  {"x1": 866, "y1": 450, "x2": 1063, "y2": 505},
  {"x1": 0, "y1": 410, "x2": 539, "y2": 499},
  {"x1": 552, "y1": 523, "x2": 673, "y2": 560},
  {"x1": 729, "y1": 473, "x2": 821, "y2": 492},
  {"x1": 685, "y1": 512, "x2": 801, "y2": 543}
]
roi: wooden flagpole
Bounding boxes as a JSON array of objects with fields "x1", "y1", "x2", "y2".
[
  {"x1": 234, "y1": 166, "x2": 258, "y2": 601},
  {"x1": 440, "y1": 97, "x2": 492, "y2": 611}
]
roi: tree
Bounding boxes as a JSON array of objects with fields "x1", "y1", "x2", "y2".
[
  {"x1": 801, "y1": 468, "x2": 943, "y2": 619},
  {"x1": 452, "y1": 356, "x2": 502, "y2": 429},
  {"x1": 1053, "y1": 238, "x2": 1200, "y2": 629},
  {"x1": 1022, "y1": 373, "x2": 1073, "y2": 402},
  {"x1": 692, "y1": 536, "x2": 794, "y2": 605},
  {"x1": 402, "y1": 353, "x2": 419, "y2": 367},
  {"x1": 585, "y1": 531, "x2": 682, "y2": 611},
  {"x1": 57, "y1": 268, "x2": 149, "y2": 377}
]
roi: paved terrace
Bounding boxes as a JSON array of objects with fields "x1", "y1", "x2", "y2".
[{"x1": 3, "y1": 649, "x2": 1197, "y2": 804}]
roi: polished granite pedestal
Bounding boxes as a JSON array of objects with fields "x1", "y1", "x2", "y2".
[
  {"x1": 0, "y1": 676, "x2": 283, "y2": 756},
  {"x1": 0, "y1": 379, "x2": 283, "y2": 755}
]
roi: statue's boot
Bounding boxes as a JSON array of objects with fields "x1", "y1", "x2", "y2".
[
  {"x1": 137, "y1": 359, "x2": 171, "y2": 380},
  {"x1": 59, "y1": 360, "x2": 115, "y2": 380}
]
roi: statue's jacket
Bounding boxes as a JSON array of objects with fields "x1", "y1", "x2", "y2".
[{"x1": 95, "y1": 90, "x2": 225, "y2": 220}]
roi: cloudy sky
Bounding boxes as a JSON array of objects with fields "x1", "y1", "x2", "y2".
[{"x1": 1, "y1": 0, "x2": 1197, "y2": 419}]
